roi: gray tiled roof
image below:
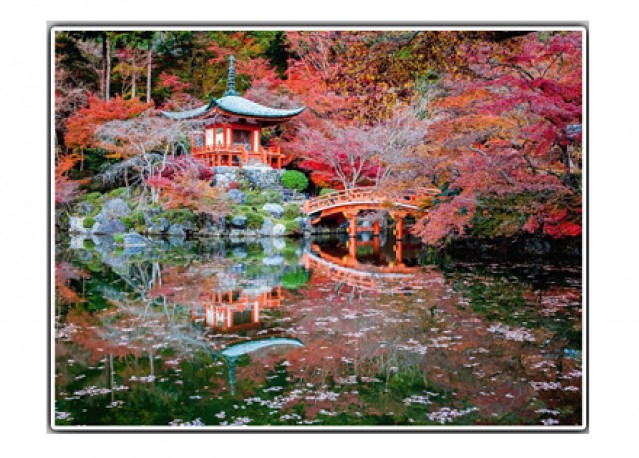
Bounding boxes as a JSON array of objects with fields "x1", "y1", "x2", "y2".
[
  {"x1": 162, "y1": 96, "x2": 305, "y2": 120},
  {"x1": 161, "y1": 101, "x2": 214, "y2": 120}
]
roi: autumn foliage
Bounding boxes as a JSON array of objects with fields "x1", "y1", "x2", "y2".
[
  {"x1": 159, "y1": 170, "x2": 228, "y2": 216},
  {"x1": 55, "y1": 154, "x2": 83, "y2": 205},
  {"x1": 55, "y1": 30, "x2": 583, "y2": 244},
  {"x1": 410, "y1": 31, "x2": 583, "y2": 244},
  {"x1": 64, "y1": 95, "x2": 151, "y2": 150}
]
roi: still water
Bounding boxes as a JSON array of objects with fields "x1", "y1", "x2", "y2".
[{"x1": 54, "y1": 233, "x2": 582, "y2": 427}]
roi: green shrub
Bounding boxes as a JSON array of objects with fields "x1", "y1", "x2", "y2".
[
  {"x1": 284, "y1": 220, "x2": 301, "y2": 234},
  {"x1": 265, "y1": 189, "x2": 283, "y2": 204},
  {"x1": 121, "y1": 210, "x2": 145, "y2": 229},
  {"x1": 113, "y1": 233, "x2": 124, "y2": 244},
  {"x1": 245, "y1": 190, "x2": 268, "y2": 206},
  {"x1": 84, "y1": 192, "x2": 104, "y2": 205},
  {"x1": 281, "y1": 170, "x2": 309, "y2": 192},
  {"x1": 108, "y1": 187, "x2": 128, "y2": 198},
  {"x1": 83, "y1": 216, "x2": 95, "y2": 229},
  {"x1": 245, "y1": 211, "x2": 264, "y2": 229},
  {"x1": 283, "y1": 204, "x2": 301, "y2": 220},
  {"x1": 163, "y1": 208, "x2": 196, "y2": 224},
  {"x1": 237, "y1": 178, "x2": 252, "y2": 190},
  {"x1": 319, "y1": 188, "x2": 337, "y2": 196}
]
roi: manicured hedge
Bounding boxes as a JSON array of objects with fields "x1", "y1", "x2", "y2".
[{"x1": 281, "y1": 170, "x2": 308, "y2": 192}]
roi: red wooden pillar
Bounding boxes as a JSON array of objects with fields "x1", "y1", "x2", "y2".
[
  {"x1": 348, "y1": 237, "x2": 357, "y2": 259},
  {"x1": 396, "y1": 216, "x2": 404, "y2": 239},
  {"x1": 373, "y1": 220, "x2": 380, "y2": 236},
  {"x1": 345, "y1": 212, "x2": 357, "y2": 238},
  {"x1": 373, "y1": 234, "x2": 380, "y2": 256},
  {"x1": 396, "y1": 240, "x2": 404, "y2": 264}
]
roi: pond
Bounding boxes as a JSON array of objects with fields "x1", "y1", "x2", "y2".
[{"x1": 53, "y1": 233, "x2": 583, "y2": 428}]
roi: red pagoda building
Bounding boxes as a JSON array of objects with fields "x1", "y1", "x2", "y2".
[{"x1": 162, "y1": 56, "x2": 305, "y2": 169}]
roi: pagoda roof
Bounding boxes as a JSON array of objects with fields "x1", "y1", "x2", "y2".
[
  {"x1": 162, "y1": 55, "x2": 305, "y2": 122},
  {"x1": 162, "y1": 95, "x2": 305, "y2": 121}
]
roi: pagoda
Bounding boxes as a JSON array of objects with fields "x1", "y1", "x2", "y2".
[{"x1": 162, "y1": 56, "x2": 305, "y2": 169}]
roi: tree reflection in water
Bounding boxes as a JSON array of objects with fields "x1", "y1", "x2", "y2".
[{"x1": 54, "y1": 234, "x2": 582, "y2": 427}]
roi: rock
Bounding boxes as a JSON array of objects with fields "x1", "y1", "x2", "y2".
[
  {"x1": 91, "y1": 234, "x2": 116, "y2": 248},
  {"x1": 259, "y1": 218, "x2": 274, "y2": 236},
  {"x1": 69, "y1": 216, "x2": 90, "y2": 234},
  {"x1": 168, "y1": 223, "x2": 186, "y2": 237},
  {"x1": 142, "y1": 207, "x2": 161, "y2": 225},
  {"x1": 294, "y1": 216, "x2": 311, "y2": 232},
  {"x1": 183, "y1": 220, "x2": 197, "y2": 233},
  {"x1": 96, "y1": 198, "x2": 130, "y2": 223},
  {"x1": 262, "y1": 254, "x2": 284, "y2": 266},
  {"x1": 262, "y1": 203, "x2": 285, "y2": 219},
  {"x1": 272, "y1": 238, "x2": 286, "y2": 251},
  {"x1": 148, "y1": 217, "x2": 170, "y2": 235},
  {"x1": 271, "y1": 223, "x2": 286, "y2": 237},
  {"x1": 75, "y1": 201, "x2": 94, "y2": 216},
  {"x1": 231, "y1": 216, "x2": 248, "y2": 229},
  {"x1": 240, "y1": 167, "x2": 284, "y2": 191},
  {"x1": 259, "y1": 238, "x2": 274, "y2": 255},
  {"x1": 227, "y1": 189, "x2": 246, "y2": 204},
  {"x1": 123, "y1": 232, "x2": 148, "y2": 248},
  {"x1": 201, "y1": 214, "x2": 226, "y2": 235},
  {"x1": 167, "y1": 236, "x2": 187, "y2": 248},
  {"x1": 69, "y1": 235, "x2": 88, "y2": 250},
  {"x1": 231, "y1": 246, "x2": 247, "y2": 258},
  {"x1": 92, "y1": 219, "x2": 126, "y2": 235}
]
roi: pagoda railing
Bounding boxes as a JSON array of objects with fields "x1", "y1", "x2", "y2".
[{"x1": 190, "y1": 134, "x2": 284, "y2": 169}]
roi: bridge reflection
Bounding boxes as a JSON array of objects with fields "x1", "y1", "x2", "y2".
[{"x1": 301, "y1": 236, "x2": 422, "y2": 294}]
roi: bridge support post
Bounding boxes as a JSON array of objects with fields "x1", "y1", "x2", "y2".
[
  {"x1": 348, "y1": 237, "x2": 357, "y2": 258},
  {"x1": 395, "y1": 240, "x2": 404, "y2": 264},
  {"x1": 344, "y1": 211, "x2": 358, "y2": 238},
  {"x1": 396, "y1": 216, "x2": 404, "y2": 240},
  {"x1": 373, "y1": 220, "x2": 380, "y2": 236},
  {"x1": 373, "y1": 235, "x2": 380, "y2": 255}
]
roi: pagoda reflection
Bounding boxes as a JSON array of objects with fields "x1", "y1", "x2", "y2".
[{"x1": 190, "y1": 286, "x2": 283, "y2": 333}]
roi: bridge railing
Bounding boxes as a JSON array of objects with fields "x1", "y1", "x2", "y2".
[{"x1": 302, "y1": 186, "x2": 439, "y2": 214}]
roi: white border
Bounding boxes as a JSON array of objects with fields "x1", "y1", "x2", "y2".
[{"x1": 50, "y1": 24, "x2": 587, "y2": 432}]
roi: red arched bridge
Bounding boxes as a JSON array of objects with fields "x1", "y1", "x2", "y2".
[{"x1": 301, "y1": 187, "x2": 439, "y2": 237}]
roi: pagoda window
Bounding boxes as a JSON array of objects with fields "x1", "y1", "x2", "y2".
[
  {"x1": 215, "y1": 127, "x2": 224, "y2": 146},
  {"x1": 205, "y1": 128, "x2": 214, "y2": 146},
  {"x1": 232, "y1": 129, "x2": 252, "y2": 151}
]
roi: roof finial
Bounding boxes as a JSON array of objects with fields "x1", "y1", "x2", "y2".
[{"x1": 224, "y1": 55, "x2": 238, "y2": 97}]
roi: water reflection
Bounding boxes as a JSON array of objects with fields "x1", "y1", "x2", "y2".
[
  {"x1": 54, "y1": 234, "x2": 582, "y2": 427},
  {"x1": 192, "y1": 286, "x2": 282, "y2": 332},
  {"x1": 303, "y1": 237, "x2": 420, "y2": 294}
]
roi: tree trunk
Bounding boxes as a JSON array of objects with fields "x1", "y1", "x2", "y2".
[
  {"x1": 146, "y1": 41, "x2": 152, "y2": 104},
  {"x1": 105, "y1": 34, "x2": 111, "y2": 101},
  {"x1": 101, "y1": 34, "x2": 107, "y2": 100}
]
